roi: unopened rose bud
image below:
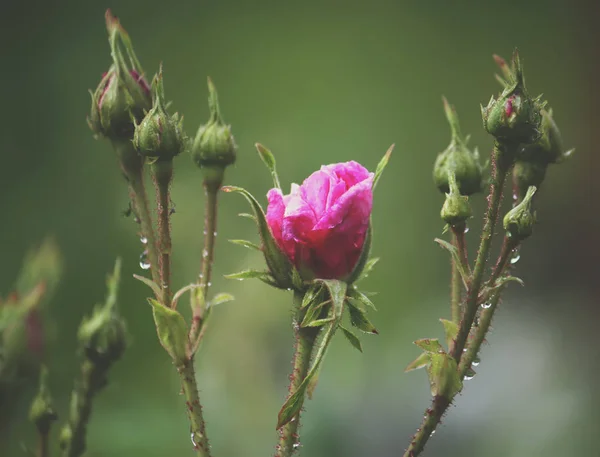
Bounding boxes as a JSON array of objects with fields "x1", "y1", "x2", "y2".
[
  {"x1": 29, "y1": 366, "x2": 57, "y2": 435},
  {"x1": 133, "y1": 69, "x2": 186, "y2": 162},
  {"x1": 503, "y1": 186, "x2": 537, "y2": 240},
  {"x1": 482, "y1": 50, "x2": 544, "y2": 147},
  {"x1": 191, "y1": 78, "x2": 237, "y2": 189},
  {"x1": 440, "y1": 172, "x2": 472, "y2": 227},
  {"x1": 266, "y1": 161, "x2": 373, "y2": 281},
  {"x1": 88, "y1": 11, "x2": 152, "y2": 141},
  {"x1": 433, "y1": 98, "x2": 483, "y2": 195}
]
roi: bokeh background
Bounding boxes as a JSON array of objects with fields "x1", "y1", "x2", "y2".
[{"x1": 1, "y1": 0, "x2": 598, "y2": 456}]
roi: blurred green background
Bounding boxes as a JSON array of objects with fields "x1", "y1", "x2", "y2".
[{"x1": 1, "y1": 0, "x2": 598, "y2": 456}]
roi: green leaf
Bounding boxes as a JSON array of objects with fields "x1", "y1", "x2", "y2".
[
  {"x1": 277, "y1": 280, "x2": 347, "y2": 429},
  {"x1": 414, "y1": 338, "x2": 444, "y2": 353},
  {"x1": 300, "y1": 299, "x2": 328, "y2": 327},
  {"x1": 133, "y1": 274, "x2": 161, "y2": 298},
  {"x1": 347, "y1": 301, "x2": 378, "y2": 334},
  {"x1": 222, "y1": 186, "x2": 296, "y2": 289},
  {"x1": 439, "y1": 319, "x2": 459, "y2": 350},
  {"x1": 405, "y1": 352, "x2": 431, "y2": 372},
  {"x1": 171, "y1": 284, "x2": 198, "y2": 309},
  {"x1": 229, "y1": 239, "x2": 262, "y2": 251},
  {"x1": 255, "y1": 143, "x2": 281, "y2": 189},
  {"x1": 357, "y1": 257, "x2": 380, "y2": 283},
  {"x1": 238, "y1": 212, "x2": 257, "y2": 221},
  {"x1": 373, "y1": 144, "x2": 394, "y2": 190},
  {"x1": 346, "y1": 224, "x2": 372, "y2": 285},
  {"x1": 225, "y1": 269, "x2": 272, "y2": 280},
  {"x1": 301, "y1": 283, "x2": 323, "y2": 309},
  {"x1": 16, "y1": 237, "x2": 63, "y2": 299},
  {"x1": 340, "y1": 325, "x2": 363, "y2": 353},
  {"x1": 434, "y1": 238, "x2": 470, "y2": 287},
  {"x1": 348, "y1": 287, "x2": 377, "y2": 311},
  {"x1": 148, "y1": 298, "x2": 189, "y2": 366},
  {"x1": 427, "y1": 353, "x2": 463, "y2": 399},
  {"x1": 211, "y1": 292, "x2": 235, "y2": 307},
  {"x1": 303, "y1": 317, "x2": 334, "y2": 328}
]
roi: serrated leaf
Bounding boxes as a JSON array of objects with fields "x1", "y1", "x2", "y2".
[
  {"x1": 427, "y1": 353, "x2": 463, "y2": 399},
  {"x1": 133, "y1": 274, "x2": 161, "y2": 298},
  {"x1": 255, "y1": 143, "x2": 281, "y2": 189},
  {"x1": 357, "y1": 257, "x2": 380, "y2": 283},
  {"x1": 224, "y1": 269, "x2": 271, "y2": 280},
  {"x1": 303, "y1": 317, "x2": 334, "y2": 328},
  {"x1": 346, "y1": 224, "x2": 372, "y2": 285},
  {"x1": 340, "y1": 325, "x2": 363, "y2": 352},
  {"x1": 300, "y1": 299, "x2": 328, "y2": 327},
  {"x1": 439, "y1": 319, "x2": 459, "y2": 350},
  {"x1": 348, "y1": 287, "x2": 377, "y2": 311},
  {"x1": 277, "y1": 280, "x2": 347, "y2": 429},
  {"x1": 347, "y1": 301, "x2": 378, "y2": 334},
  {"x1": 434, "y1": 238, "x2": 470, "y2": 287},
  {"x1": 211, "y1": 293, "x2": 235, "y2": 307},
  {"x1": 373, "y1": 144, "x2": 394, "y2": 189},
  {"x1": 229, "y1": 239, "x2": 262, "y2": 251},
  {"x1": 405, "y1": 352, "x2": 431, "y2": 372},
  {"x1": 148, "y1": 298, "x2": 188, "y2": 366},
  {"x1": 222, "y1": 186, "x2": 295, "y2": 288},
  {"x1": 414, "y1": 338, "x2": 444, "y2": 353}
]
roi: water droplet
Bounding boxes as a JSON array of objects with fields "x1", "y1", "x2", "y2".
[
  {"x1": 202, "y1": 249, "x2": 209, "y2": 258},
  {"x1": 203, "y1": 229, "x2": 208, "y2": 236},
  {"x1": 463, "y1": 226, "x2": 469, "y2": 234},
  {"x1": 510, "y1": 251, "x2": 521, "y2": 264},
  {"x1": 162, "y1": 283, "x2": 168, "y2": 289},
  {"x1": 133, "y1": 216, "x2": 141, "y2": 224},
  {"x1": 481, "y1": 302, "x2": 492, "y2": 309},
  {"x1": 430, "y1": 429, "x2": 436, "y2": 436},
  {"x1": 139, "y1": 250, "x2": 151, "y2": 270},
  {"x1": 213, "y1": 231, "x2": 218, "y2": 237},
  {"x1": 198, "y1": 274, "x2": 204, "y2": 279},
  {"x1": 190, "y1": 432, "x2": 201, "y2": 449},
  {"x1": 472, "y1": 358, "x2": 481, "y2": 367},
  {"x1": 292, "y1": 443, "x2": 301, "y2": 449},
  {"x1": 463, "y1": 374, "x2": 475, "y2": 381},
  {"x1": 140, "y1": 236, "x2": 148, "y2": 244},
  {"x1": 207, "y1": 282, "x2": 212, "y2": 287},
  {"x1": 513, "y1": 192, "x2": 518, "y2": 201}
]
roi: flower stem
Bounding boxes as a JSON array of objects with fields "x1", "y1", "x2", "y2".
[
  {"x1": 450, "y1": 143, "x2": 511, "y2": 361},
  {"x1": 37, "y1": 429, "x2": 50, "y2": 457},
  {"x1": 179, "y1": 359, "x2": 212, "y2": 457},
  {"x1": 112, "y1": 140, "x2": 160, "y2": 286},
  {"x1": 450, "y1": 225, "x2": 468, "y2": 323},
  {"x1": 276, "y1": 291, "x2": 319, "y2": 457},
  {"x1": 60, "y1": 360, "x2": 107, "y2": 457},
  {"x1": 402, "y1": 395, "x2": 451, "y2": 457},
  {"x1": 152, "y1": 161, "x2": 174, "y2": 306}
]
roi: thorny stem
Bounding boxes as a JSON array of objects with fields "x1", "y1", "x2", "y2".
[
  {"x1": 152, "y1": 162, "x2": 174, "y2": 306},
  {"x1": 60, "y1": 360, "x2": 107, "y2": 457},
  {"x1": 179, "y1": 359, "x2": 212, "y2": 457},
  {"x1": 113, "y1": 140, "x2": 161, "y2": 286},
  {"x1": 450, "y1": 225, "x2": 468, "y2": 323},
  {"x1": 276, "y1": 291, "x2": 319, "y2": 457},
  {"x1": 450, "y1": 143, "x2": 512, "y2": 361},
  {"x1": 404, "y1": 143, "x2": 515, "y2": 457}
]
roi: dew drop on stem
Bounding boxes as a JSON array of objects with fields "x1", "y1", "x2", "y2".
[
  {"x1": 481, "y1": 302, "x2": 492, "y2": 309},
  {"x1": 140, "y1": 236, "x2": 148, "y2": 245},
  {"x1": 139, "y1": 250, "x2": 151, "y2": 270},
  {"x1": 510, "y1": 247, "x2": 521, "y2": 264},
  {"x1": 464, "y1": 374, "x2": 475, "y2": 381}
]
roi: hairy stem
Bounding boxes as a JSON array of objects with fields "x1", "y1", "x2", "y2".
[
  {"x1": 179, "y1": 359, "x2": 212, "y2": 457},
  {"x1": 450, "y1": 144, "x2": 511, "y2": 361},
  {"x1": 450, "y1": 225, "x2": 468, "y2": 323},
  {"x1": 60, "y1": 360, "x2": 107, "y2": 457},
  {"x1": 402, "y1": 396, "x2": 451, "y2": 457},
  {"x1": 152, "y1": 162, "x2": 174, "y2": 306},
  {"x1": 276, "y1": 291, "x2": 319, "y2": 457}
]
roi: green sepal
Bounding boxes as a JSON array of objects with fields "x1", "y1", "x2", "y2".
[
  {"x1": 238, "y1": 213, "x2": 257, "y2": 221},
  {"x1": 255, "y1": 143, "x2": 281, "y2": 189},
  {"x1": 171, "y1": 284, "x2": 199, "y2": 309},
  {"x1": 434, "y1": 238, "x2": 470, "y2": 287},
  {"x1": 229, "y1": 239, "x2": 262, "y2": 251},
  {"x1": 303, "y1": 317, "x2": 334, "y2": 328},
  {"x1": 427, "y1": 353, "x2": 463, "y2": 399},
  {"x1": 480, "y1": 275, "x2": 524, "y2": 304},
  {"x1": 355, "y1": 257, "x2": 380, "y2": 283},
  {"x1": 224, "y1": 269, "x2": 277, "y2": 286},
  {"x1": 133, "y1": 274, "x2": 161, "y2": 299},
  {"x1": 414, "y1": 338, "x2": 444, "y2": 353},
  {"x1": 346, "y1": 224, "x2": 372, "y2": 285},
  {"x1": 347, "y1": 301, "x2": 378, "y2": 334},
  {"x1": 148, "y1": 298, "x2": 188, "y2": 366},
  {"x1": 405, "y1": 352, "x2": 431, "y2": 372},
  {"x1": 276, "y1": 280, "x2": 347, "y2": 429},
  {"x1": 223, "y1": 186, "x2": 297, "y2": 289},
  {"x1": 300, "y1": 299, "x2": 328, "y2": 328},
  {"x1": 340, "y1": 325, "x2": 363, "y2": 353},
  {"x1": 440, "y1": 319, "x2": 459, "y2": 350},
  {"x1": 373, "y1": 144, "x2": 394, "y2": 189},
  {"x1": 347, "y1": 286, "x2": 377, "y2": 311}
]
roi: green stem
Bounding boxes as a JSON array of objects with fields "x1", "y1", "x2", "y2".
[
  {"x1": 152, "y1": 161, "x2": 174, "y2": 306},
  {"x1": 450, "y1": 225, "x2": 468, "y2": 323},
  {"x1": 38, "y1": 430, "x2": 50, "y2": 457},
  {"x1": 450, "y1": 144, "x2": 511, "y2": 361},
  {"x1": 113, "y1": 140, "x2": 160, "y2": 286},
  {"x1": 402, "y1": 396, "x2": 451, "y2": 457},
  {"x1": 458, "y1": 236, "x2": 519, "y2": 375},
  {"x1": 276, "y1": 291, "x2": 319, "y2": 457},
  {"x1": 60, "y1": 360, "x2": 106, "y2": 457},
  {"x1": 179, "y1": 359, "x2": 212, "y2": 457}
]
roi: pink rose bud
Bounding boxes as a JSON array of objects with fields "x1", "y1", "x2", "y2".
[{"x1": 266, "y1": 161, "x2": 373, "y2": 280}]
